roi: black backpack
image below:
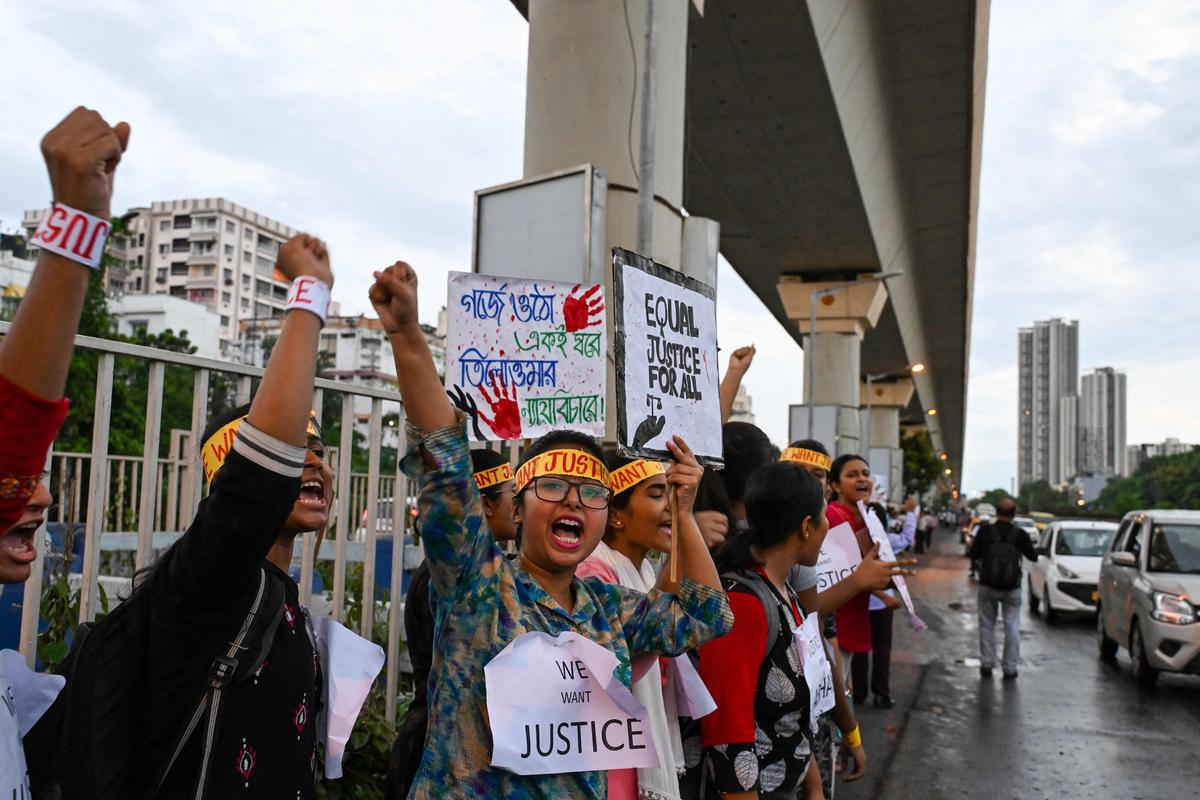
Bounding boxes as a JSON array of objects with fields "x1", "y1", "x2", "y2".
[
  {"x1": 979, "y1": 523, "x2": 1023, "y2": 590},
  {"x1": 25, "y1": 567, "x2": 286, "y2": 800}
]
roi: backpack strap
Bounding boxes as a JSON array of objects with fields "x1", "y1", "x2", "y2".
[{"x1": 722, "y1": 571, "x2": 782, "y2": 664}]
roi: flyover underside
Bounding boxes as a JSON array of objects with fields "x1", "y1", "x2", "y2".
[{"x1": 683, "y1": 0, "x2": 984, "y2": 479}]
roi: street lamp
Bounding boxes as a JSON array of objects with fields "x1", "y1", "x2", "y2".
[{"x1": 806, "y1": 270, "x2": 903, "y2": 439}]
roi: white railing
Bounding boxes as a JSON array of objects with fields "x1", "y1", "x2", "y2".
[{"x1": 0, "y1": 320, "x2": 416, "y2": 722}]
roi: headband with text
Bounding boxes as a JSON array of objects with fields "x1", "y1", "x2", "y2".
[
  {"x1": 608, "y1": 459, "x2": 666, "y2": 496},
  {"x1": 474, "y1": 462, "x2": 514, "y2": 491},
  {"x1": 781, "y1": 447, "x2": 833, "y2": 472},
  {"x1": 201, "y1": 413, "x2": 322, "y2": 484},
  {"x1": 514, "y1": 449, "x2": 609, "y2": 493}
]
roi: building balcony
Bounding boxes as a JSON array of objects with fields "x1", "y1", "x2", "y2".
[
  {"x1": 188, "y1": 228, "x2": 218, "y2": 242},
  {"x1": 186, "y1": 250, "x2": 218, "y2": 265}
]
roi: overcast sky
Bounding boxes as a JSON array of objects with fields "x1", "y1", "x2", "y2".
[{"x1": 2, "y1": 0, "x2": 1197, "y2": 494}]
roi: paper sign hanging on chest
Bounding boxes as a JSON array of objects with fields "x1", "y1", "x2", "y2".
[
  {"x1": 792, "y1": 613, "x2": 835, "y2": 732},
  {"x1": 484, "y1": 631, "x2": 660, "y2": 775},
  {"x1": 815, "y1": 522, "x2": 863, "y2": 593},
  {"x1": 611, "y1": 247, "x2": 723, "y2": 466},
  {"x1": 445, "y1": 272, "x2": 607, "y2": 441}
]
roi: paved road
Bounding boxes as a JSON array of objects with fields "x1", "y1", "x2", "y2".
[{"x1": 836, "y1": 529, "x2": 1200, "y2": 800}]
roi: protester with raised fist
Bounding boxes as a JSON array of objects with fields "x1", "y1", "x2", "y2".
[
  {"x1": 385, "y1": 448, "x2": 517, "y2": 800},
  {"x1": 0, "y1": 106, "x2": 132, "y2": 796},
  {"x1": 27, "y1": 233, "x2": 342, "y2": 800},
  {"x1": 718, "y1": 345, "x2": 756, "y2": 423},
  {"x1": 370, "y1": 260, "x2": 732, "y2": 799}
]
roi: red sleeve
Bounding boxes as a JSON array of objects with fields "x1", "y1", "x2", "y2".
[
  {"x1": 700, "y1": 591, "x2": 766, "y2": 748},
  {"x1": 0, "y1": 373, "x2": 69, "y2": 532}
]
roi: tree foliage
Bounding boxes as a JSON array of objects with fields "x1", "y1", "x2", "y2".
[
  {"x1": 1017, "y1": 479, "x2": 1073, "y2": 515},
  {"x1": 901, "y1": 430, "x2": 941, "y2": 497},
  {"x1": 1094, "y1": 448, "x2": 1200, "y2": 517}
]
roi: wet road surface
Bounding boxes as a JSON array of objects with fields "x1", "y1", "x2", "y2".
[{"x1": 837, "y1": 530, "x2": 1200, "y2": 800}]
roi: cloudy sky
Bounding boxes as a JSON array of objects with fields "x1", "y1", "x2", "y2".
[{"x1": 2, "y1": 0, "x2": 1196, "y2": 494}]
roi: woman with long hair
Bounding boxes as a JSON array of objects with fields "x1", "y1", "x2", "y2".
[
  {"x1": 699, "y1": 463, "x2": 830, "y2": 798},
  {"x1": 369, "y1": 261, "x2": 731, "y2": 799},
  {"x1": 827, "y1": 455, "x2": 877, "y2": 697}
]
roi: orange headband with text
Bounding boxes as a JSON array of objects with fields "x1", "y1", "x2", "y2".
[
  {"x1": 201, "y1": 414, "x2": 322, "y2": 484},
  {"x1": 781, "y1": 447, "x2": 833, "y2": 471},
  {"x1": 608, "y1": 459, "x2": 666, "y2": 496},
  {"x1": 514, "y1": 449, "x2": 609, "y2": 493},
  {"x1": 474, "y1": 463, "x2": 514, "y2": 491}
]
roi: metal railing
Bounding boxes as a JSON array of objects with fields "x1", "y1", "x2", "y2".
[{"x1": 0, "y1": 320, "x2": 416, "y2": 722}]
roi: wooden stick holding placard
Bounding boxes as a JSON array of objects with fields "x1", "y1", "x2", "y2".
[{"x1": 669, "y1": 485, "x2": 680, "y2": 584}]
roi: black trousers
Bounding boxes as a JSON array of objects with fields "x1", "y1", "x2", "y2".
[{"x1": 851, "y1": 607, "x2": 896, "y2": 699}]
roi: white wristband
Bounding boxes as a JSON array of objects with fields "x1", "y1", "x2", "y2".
[
  {"x1": 30, "y1": 203, "x2": 110, "y2": 270},
  {"x1": 285, "y1": 276, "x2": 331, "y2": 324}
]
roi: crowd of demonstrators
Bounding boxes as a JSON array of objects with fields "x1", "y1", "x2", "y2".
[
  {"x1": 1, "y1": 109, "x2": 940, "y2": 799},
  {"x1": 370, "y1": 259, "x2": 732, "y2": 798},
  {"x1": 970, "y1": 499, "x2": 1037, "y2": 679}
]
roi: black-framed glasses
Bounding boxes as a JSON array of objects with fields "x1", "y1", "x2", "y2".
[{"x1": 528, "y1": 476, "x2": 612, "y2": 510}]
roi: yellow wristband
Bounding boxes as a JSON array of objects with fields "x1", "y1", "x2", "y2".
[{"x1": 843, "y1": 724, "x2": 861, "y2": 749}]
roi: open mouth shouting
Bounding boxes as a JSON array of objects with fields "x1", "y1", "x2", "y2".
[
  {"x1": 298, "y1": 476, "x2": 327, "y2": 510},
  {"x1": 1, "y1": 519, "x2": 40, "y2": 566},
  {"x1": 550, "y1": 514, "x2": 585, "y2": 551}
]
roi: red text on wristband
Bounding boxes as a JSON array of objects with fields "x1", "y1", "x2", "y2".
[
  {"x1": 285, "y1": 276, "x2": 331, "y2": 324},
  {"x1": 31, "y1": 204, "x2": 110, "y2": 269}
]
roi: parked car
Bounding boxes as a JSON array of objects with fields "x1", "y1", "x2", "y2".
[
  {"x1": 1029, "y1": 520, "x2": 1119, "y2": 621},
  {"x1": 1097, "y1": 509, "x2": 1200, "y2": 686},
  {"x1": 1029, "y1": 511, "x2": 1056, "y2": 532}
]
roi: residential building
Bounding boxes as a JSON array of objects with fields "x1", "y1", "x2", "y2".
[
  {"x1": 108, "y1": 294, "x2": 224, "y2": 359},
  {"x1": 1125, "y1": 438, "x2": 1196, "y2": 476},
  {"x1": 728, "y1": 384, "x2": 756, "y2": 425},
  {"x1": 0, "y1": 244, "x2": 35, "y2": 322},
  {"x1": 1079, "y1": 367, "x2": 1127, "y2": 477},
  {"x1": 23, "y1": 198, "x2": 311, "y2": 356},
  {"x1": 1018, "y1": 318, "x2": 1078, "y2": 487}
]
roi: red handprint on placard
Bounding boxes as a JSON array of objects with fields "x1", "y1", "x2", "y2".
[
  {"x1": 563, "y1": 284, "x2": 605, "y2": 332},
  {"x1": 478, "y1": 375, "x2": 523, "y2": 440}
]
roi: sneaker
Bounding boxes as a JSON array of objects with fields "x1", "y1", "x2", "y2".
[
  {"x1": 873, "y1": 694, "x2": 896, "y2": 709},
  {"x1": 979, "y1": 666, "x2": 993, "y2": 677},
  {"x1": 1002, "y1": 670, "x2": 1018, "y2": 680}
]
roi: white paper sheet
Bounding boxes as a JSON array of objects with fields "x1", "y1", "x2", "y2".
[
  {"x1": 0, "y1": 649, "x2": 64, "y2": 738},
  {"x1": 858, "y1": 501, "x2": 927, "y2": 631},
  {"x1": 666, "y1": 655, "x2": 716, "y2": 719},
  {"x1": 311, "y1": 617, "x2": 385, "y2": 779},
  {"x1": 815, "y1": 521, "x2": 863, "y2": 593},
  {"x1": 792, "y1": 614, "x2": 835, "y2": 733},
  {"x1": 484, "y1": 631, "x2": 660, "y2": 775}
]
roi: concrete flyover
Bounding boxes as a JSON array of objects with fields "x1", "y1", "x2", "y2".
[{"x1": 505, "y1": 0, "x2": 987, "y2": 487}]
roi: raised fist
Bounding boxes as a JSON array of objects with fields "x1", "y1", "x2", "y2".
[
  {"x1": 369, "y1": 261, "x2": 420, "y2": 334},
  {"x1": 726, "y1": 345, "x2": 756, "y2": 375},
  {"x1": 277, "y1": 234, "x2": 334, "y2": 288},
  {"x1": 40, "y1": 107, "x2": 131, "y2": 219}
]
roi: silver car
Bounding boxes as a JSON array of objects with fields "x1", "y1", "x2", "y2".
[{"x1": 1097, "y1": 509, "x2": 1200, "y2": 685}]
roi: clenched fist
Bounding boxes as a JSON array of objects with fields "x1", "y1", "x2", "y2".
[
  {"x1": 369, "y1": 261, "x2": 420, "y2": 334},
  {"x1": 41, "y1": 107, "x2": 131, "y2": 219},
  {"x1": 277, "y1": 234, "x2": 334, "y2": 288}
]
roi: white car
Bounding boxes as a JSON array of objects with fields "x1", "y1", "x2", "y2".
[{"x1": 1029, "y1": 520, "x2": 1119, "y2": 621}]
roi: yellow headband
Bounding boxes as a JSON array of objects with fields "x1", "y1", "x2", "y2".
[
  {"x1": 201, "y1": 414, "x2": 322, "y2": 484},
  {"x1": 781, "y1": 447, "x2": 832, "y2": 471},
  {"x1": 609, "y1": 459, "x2": 666, "y2": 496},
  {"x1": 515, "y1": 449, "x2": 609, "y2": 493},
  {"x1": 474, "y1": 463, "x2": 514, "y2": 491}
]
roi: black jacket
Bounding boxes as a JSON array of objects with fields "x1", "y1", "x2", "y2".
[{"x1": 969, "y1": 520, "x2": 1036, "y2": 587}]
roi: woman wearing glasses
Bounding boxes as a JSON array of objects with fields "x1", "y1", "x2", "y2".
[{"x1": 369, "y1": 262, "x2": 732, "y2": 800}]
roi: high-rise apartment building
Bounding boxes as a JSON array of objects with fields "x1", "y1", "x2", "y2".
[
  {"x1": 23, "y1": 198, "x2": 304, "y2": 356},
  {"x1": 1079, "y1": 367, "x2": 1127, "y2": 476},
  {"x1": 1017, "y1": 318, "x2": 1079, "y2": 487}
]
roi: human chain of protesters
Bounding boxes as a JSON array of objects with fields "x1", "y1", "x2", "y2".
[{"x1": 0, "y1": 108, "x2": 924, "y2": 800}]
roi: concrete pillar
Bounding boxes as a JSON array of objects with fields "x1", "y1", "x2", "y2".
[
  {"x1": 776, "y1": 277, "x2": 889, "y2": 454},
  {"x1": 524, "y1": 0, "x2": 704, "y2": 277},
  {"x1": 860, "y1": 378, "x2": 914, "y2": 502}
]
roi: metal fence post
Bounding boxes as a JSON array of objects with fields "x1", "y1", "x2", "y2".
[
  {"x1": 136, "y1": 361, "x2": 165, "y2": 570},
  {"x1": 79, "y1": 353, "x2": 115, "y2": 622},
  {"x1": 385, "y1": 413, "x2": 408, "y2": 723},
  {"x1": 361, "y1": 399, "x2": 383, "y2": 640},
  {"x1": 332, "y1": 398, "x2": 354, "y2": 621}
]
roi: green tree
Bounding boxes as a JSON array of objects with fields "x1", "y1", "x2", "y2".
[
  {"x1": 1017, "y1": 480, "x2": 1072, "y2": 515},
  {"x1": 1094, "y1": 448, "x2": 1200, "y2": 516},
  {"x1": 976, "y1": 487, "x2": 1014, "y2": 508},
  {"x1": 901, "y1": 430, "x2": 941, "y2": 497}
]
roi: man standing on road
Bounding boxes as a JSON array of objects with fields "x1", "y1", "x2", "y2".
[{"x1": 970, "y1": 498, "x2": 1036, "y2": 679}]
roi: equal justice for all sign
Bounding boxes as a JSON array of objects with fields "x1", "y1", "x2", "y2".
[
  {"x1": 612, "y1": 248, "x2": 723, "y2": 466},
  {"x1": 445, "y1": 272, "x2": 607, "y2": 441}
]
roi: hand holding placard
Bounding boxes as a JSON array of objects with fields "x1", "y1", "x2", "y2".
[{"x1": 664, "y1": 435, "x2": 702, "y2": 583}]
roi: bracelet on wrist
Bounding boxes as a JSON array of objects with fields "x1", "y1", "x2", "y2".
[
  {"x1": 31, "y1": 202, "x2": 110, "y2": 270},
  {"x1": 284, "y1": 276, "x2": 331, "y2": 324},
  {"x1": 843, "y1": 724, "x2": 862, "y2": 749}
]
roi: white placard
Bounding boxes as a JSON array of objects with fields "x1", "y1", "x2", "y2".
[
  {"x1": 858, "y1": 501, "x2": 927, "y2": 632},
  {"x1": 815, "y1": 521, "x2": 863, "y2": 593},
  {"x1": 484, "y1": 631, "x2": 660, "y2": 775},
  {"x1": 312, "y1": 617, "x2": 386, "y2": 779},
  {"x1": 666, "y1": 655, "x2": 717, "y2": 719},
  {"x1": 612, "y1": 248, "x2": 723, "y2": 466},
  {"x1": 445, "y1": 271, "x2": 606, "y2": 441},
  {"x1": 792, "y1": 613, "x2": 835, "y2": 733}
]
